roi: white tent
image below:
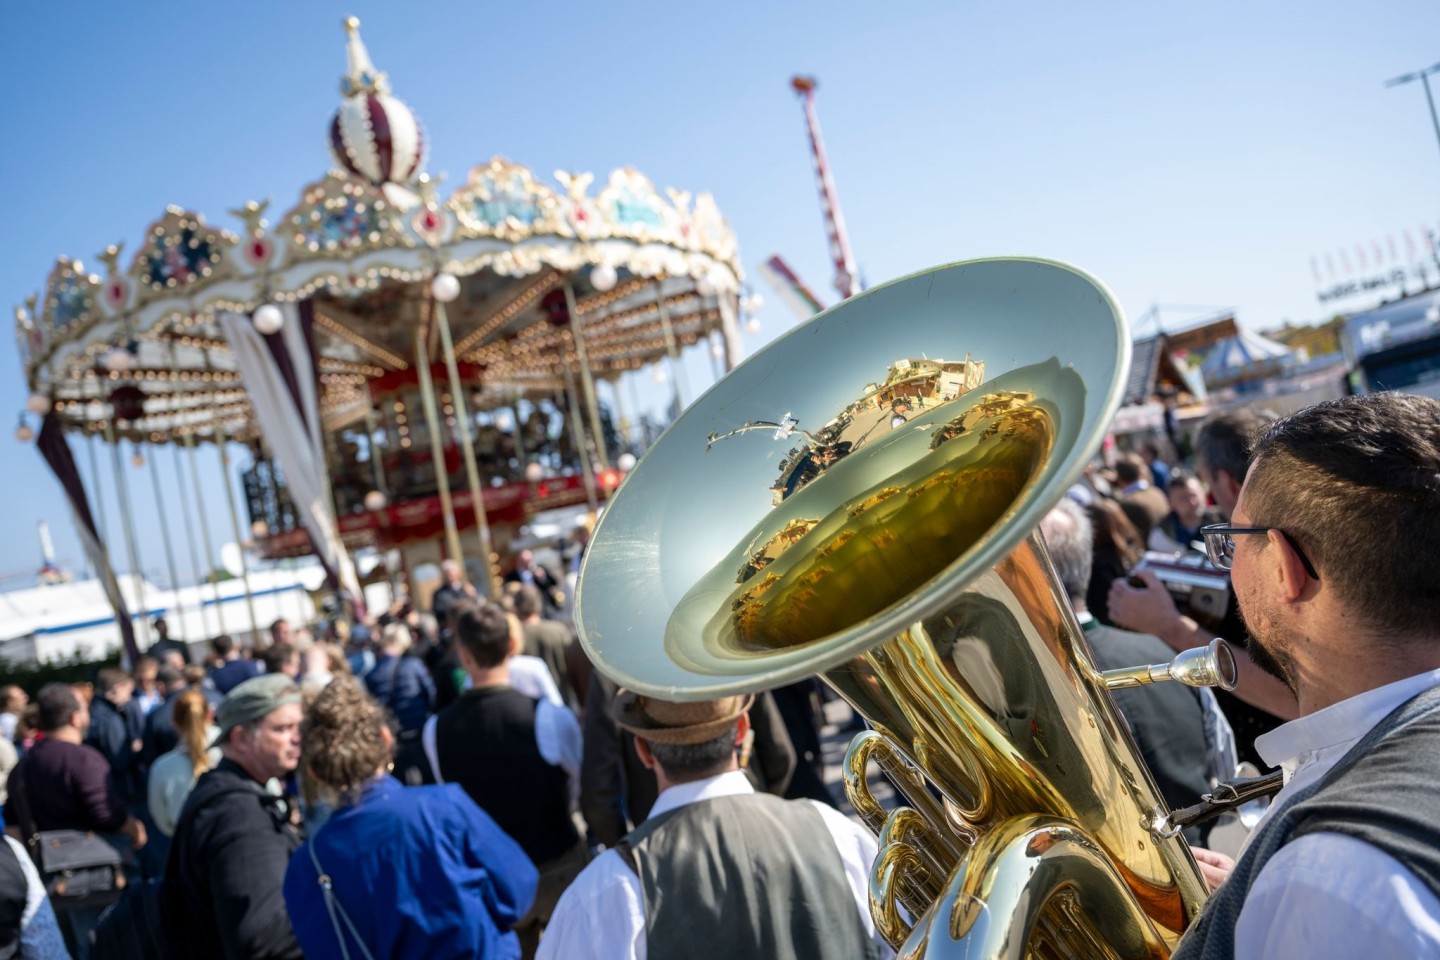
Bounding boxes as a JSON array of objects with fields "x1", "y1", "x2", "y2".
[{"x1": 1201, "y1": 329, "x2": 1293, "y2": 387}]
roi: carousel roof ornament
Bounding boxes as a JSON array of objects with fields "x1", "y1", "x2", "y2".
[
  {"x1": 14, "y1": 16, "x2": 748, "y2": 446},
  {"x1": 329, "y1": 17, "x2": 426, "y2": 208}
]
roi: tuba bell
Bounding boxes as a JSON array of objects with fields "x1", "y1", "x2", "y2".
[{"x1": 576, "y1": 258, "x2": 1213, "y2": 957}]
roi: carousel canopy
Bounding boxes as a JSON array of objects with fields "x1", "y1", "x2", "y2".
[{"x1": 15, "y1": 18, "x2": 745, "y2": 446}]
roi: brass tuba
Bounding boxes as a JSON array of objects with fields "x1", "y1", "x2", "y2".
[{"x1": 576, "y1": 259, "x2": 1221, "y2": 958}]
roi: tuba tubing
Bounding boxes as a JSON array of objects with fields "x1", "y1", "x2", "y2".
[{"x1": 576, "y1": 258, "x2": 1211, "y2": 957}]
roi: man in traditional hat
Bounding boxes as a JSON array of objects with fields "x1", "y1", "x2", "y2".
[
  {"x1": 539, "y1": 690, "x2": 890, "y2": 960},
  {"x1": 162, "y1": 673, "x2": 304, "y2": 960}
]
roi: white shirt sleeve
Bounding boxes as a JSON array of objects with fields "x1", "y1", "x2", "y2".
[
  {"x1": 536, "y1": 850, "x2": 646, "y2": 960},
  {"x1": 535, "y1": 698, "x2": 583, "y2": 780},
  {"x1": 509, "y1": 656, "x2": 564, "y2": 705},
  {"x1": 1234, "y1": 832, "x2": 1440, "y2": 959},
  {"x1": 6, "y1": 835, "x2": 69, "y2": 960},
  {"x1": 810, "y1": 802, "x2": 897, "y2": 958}
]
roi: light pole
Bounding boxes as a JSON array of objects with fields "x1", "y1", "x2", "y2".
[{"x1": 1385, "y1": 61, "x2": 1440, "y2": 170}]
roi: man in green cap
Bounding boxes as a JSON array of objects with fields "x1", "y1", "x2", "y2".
[{"x1": 162, "y1": 673, "x2": 304, "y2": 960}]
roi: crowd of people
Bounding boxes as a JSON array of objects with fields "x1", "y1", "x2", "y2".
[{"x1": 1, "y1": 391, "x2": 1438, "y2": 957}]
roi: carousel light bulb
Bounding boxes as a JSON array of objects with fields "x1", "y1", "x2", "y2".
[
  {"x1": 495, "y1": 412, "x2": 514, "y2": 432},
  {"x1": 524, "y1": 462, "x2": 544, "y2": 482},
  {"x1": 251, "y1": 519, "x2": 269, "y2": 538},
  {"x1": 364, "y1": 490, "x2": 388, "y2": 511},
  {"x1": 25, "y1": 393, "x2": 50, "y2": 415},
  {"x1": 695, "y1": 274, "x2": 718, "y2": 297},
  {"x1": 253, "y1": 304, "x2": 285, "y2": 335},
  {"x1": 651, "y1": 365, "x2": 668, "y2": 385},
  {"x1": 711, "y1": 339, "x2": 725, "y2": 359},
  {"x1": 589, "y1": 264, "x2": 618, "y2": 292},
  {"x1": 617, "y1": 452, "x2": 637, "y2": 472},
  {"x1": 743, "y1": 292, "x2": 765, "y2": 313},
  {"x1": 131, "y1": 451, "x2": 145, "y2": 468},
  {"x1": 104, "y1": 346, "x2": 134, "y2": 373},
  {"x1": 745, "y1": 316, "x2": 762, "y2": 335},
  {"x1": 14, "y1": 422, "x2": 33, "y2": 443},
  {"x1": 432, "y1": 273, "x2": 462, "y2": 303}
]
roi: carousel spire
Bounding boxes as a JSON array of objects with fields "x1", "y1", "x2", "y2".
[
  {"x1": 329, "y1": 16, "x2": 426, "y2": 200},
  {"x1": 340, "y1": 16, "x2": 389, "y2": 97}
]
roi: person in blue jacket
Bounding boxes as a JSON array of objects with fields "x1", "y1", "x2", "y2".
[{"x1": 284, "y1": 674, "x2": 538, "y2": 960}]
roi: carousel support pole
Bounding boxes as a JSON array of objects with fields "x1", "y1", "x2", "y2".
[
  {"x1": 213, "y1": 420, "x2": 261, "y2": 648},
  {"x1": 434, "y1": 293, "x2": 501, "y2": 597},
  {"x1": 186, "y1": 437, "x2": 230, "y2": 637},
  {"x1": 717, "y1": 287, "x2": 743, "y2": 372},
  {"x1": 562, "y1": 282, "x2": 610, "y2": 470},
  {"x1": 87, "y1": 430, "x2": 109, "y2": 547},
  {"x1": 414, "y1": 323, "x2": 465, "y2": 566},
  {"x1": 654, "y1": 279, "x2": 689, "y2": 410},
  {"x1": 146, "y1": 442, "x2": 189, "y2": 639},
  {"x1": 169, "y1": 340, "x2": 228, "y2": 637},
  {"x1": 102, "y1": 417, "x2": 152, "y2": 654},
  {"x1": 559, "y1": 353, "x2": 601, "y2": 517},
  {"x1": 172, "y1": 442, "x2": 220, "y2": 637},
  {"x1": 256, "y1": 435, "x2": 311, "y2": 627},
  {"x1": 608, "y1": 375, "x2": 633, "y2": 454},
  {"x1": 509, "y1": 395, "x2": 528, "y2": 477},
  {"x1": 361, "y1": 404, "x2": 389, "y2": 497}
]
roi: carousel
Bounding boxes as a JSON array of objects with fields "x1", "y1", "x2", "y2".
[{"x1": 12, "y1": 18, "x2": 753, "y2": 660}]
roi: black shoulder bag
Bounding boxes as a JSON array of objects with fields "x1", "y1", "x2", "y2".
[{"x1": 8, "y1": 758, "x2": 125, "y2": 909}]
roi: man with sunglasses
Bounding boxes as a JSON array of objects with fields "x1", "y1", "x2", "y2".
[
  {"x1": 1109, "y1": 411, "x2": 1298, "y2": 768},
  {"x1": 1173, "y1": 393, "x2": 1440, "y2": 958}
]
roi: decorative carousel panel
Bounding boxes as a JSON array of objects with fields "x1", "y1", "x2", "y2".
[
  {"x1": 280, "y1": 172, "x2": 410, "y2": 261},
  {"x1": 595, "y1": 168, "x2": 681, "y2": 246},
  {"x1": 129, "y1": 208, "x2": 236, "y2": 297},
  {"x1": 449, "y1": 157, "x2": 565, "y2": 242},
  {"x1": 42, "y1": 258, "x2": 100, "y2": 339},
  {"x1": 690, "y1": 192, "x2": 737, "y2": 265}
]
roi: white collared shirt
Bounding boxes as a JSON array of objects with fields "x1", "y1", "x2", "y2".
[
  {"x1": 1232, "y1": 669, "x2": 1440, "y2": 958},
  {"x1": 537, "y1": 770, "x2": 894, "y2": 960}
]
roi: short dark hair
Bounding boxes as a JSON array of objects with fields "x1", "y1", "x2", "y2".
[
  {"x1": 95, "y1": 667, "x2": 132, "y2": 697},
  {"x1": 35, "y1": 683, "x2": 82, "y2": 732},
  {"x1": 1167, "y1": 468, "x2": 1201, "y2": 493},
  {"x1": 211, "y1": 634, "x2": 235, "y2": 658},
  {"x1": 645, "y1": 725, "x2": 739, "y2": 780},
  {"x1": 513, "y1": 584, "x2": 545, "y2": 620},
  {"x1": 1196, "y1": 409, "x2": 1274, "y2": 484},
  {"x1": 156, "y1": 666, "x2": 184, "y2": 690},
  {"x1": 1114, "y1": 452, "x2": 1149, "y2": 486},
  {"x1": 455, "y1": 603, "x2": 513, "y2": 669},
  {"x1": 1245, "y1": 393, "x2": 1440, "y2": 639},
  {"x1": 261, "y1": 643, "x2": 297, "y2": 675}
]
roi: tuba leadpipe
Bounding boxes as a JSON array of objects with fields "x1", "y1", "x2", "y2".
[{"x1": 576, "y1": 258, "x2": 1213, "y2": 958}]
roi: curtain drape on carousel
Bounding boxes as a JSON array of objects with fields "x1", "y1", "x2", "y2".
[
  {"x1": 37, "y1": 413, "x2": 141, "y2": 664},
  {"x1": 218, "y1": 304, "x2": 364, "y2": 607}
]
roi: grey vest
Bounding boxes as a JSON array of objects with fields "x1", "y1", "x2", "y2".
[
  {"x1": 1174, "y1": 684, "x2": 1440, "y2": 959},
  {"x1": 616, "y1": 792, "x2": 879, "y2": 960}
]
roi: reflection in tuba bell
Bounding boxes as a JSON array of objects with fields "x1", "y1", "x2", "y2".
[{"x1": 576, "y1": 259, "x2": 1218, "y2": 957}]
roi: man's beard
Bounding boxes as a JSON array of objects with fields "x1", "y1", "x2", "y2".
[{"x1": 1235, "y1": 585, "x2": 1298, "y2": 694}]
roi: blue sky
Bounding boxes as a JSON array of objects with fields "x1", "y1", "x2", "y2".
[{"x1": 3, "y1": 1, "x2": 1439, "y2": 586}]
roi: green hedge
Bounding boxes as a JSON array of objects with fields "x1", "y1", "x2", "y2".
[{"x1": 0, "y1": 651, "x2": 121, "y2": 695}]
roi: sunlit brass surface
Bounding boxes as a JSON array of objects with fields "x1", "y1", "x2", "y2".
[
  {"x1": 576, "y1": 258, "x2": 1209, "y2": 957},
  {"x1": 1102, "y1": 638, "x2": 1238, "y2": 692}
]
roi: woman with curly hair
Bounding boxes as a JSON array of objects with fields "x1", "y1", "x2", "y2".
[{"x1": 282, "y1": 675, "x2": 538, "y2": 959}]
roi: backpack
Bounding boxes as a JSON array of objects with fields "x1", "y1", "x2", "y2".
[{"x1": 90, "y1": 877, "x2": 172, "y2": 960}]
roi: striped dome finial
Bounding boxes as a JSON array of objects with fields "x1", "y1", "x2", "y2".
[{"x1": 329, "y1": 17, "x2": 426, "y2": 189}]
